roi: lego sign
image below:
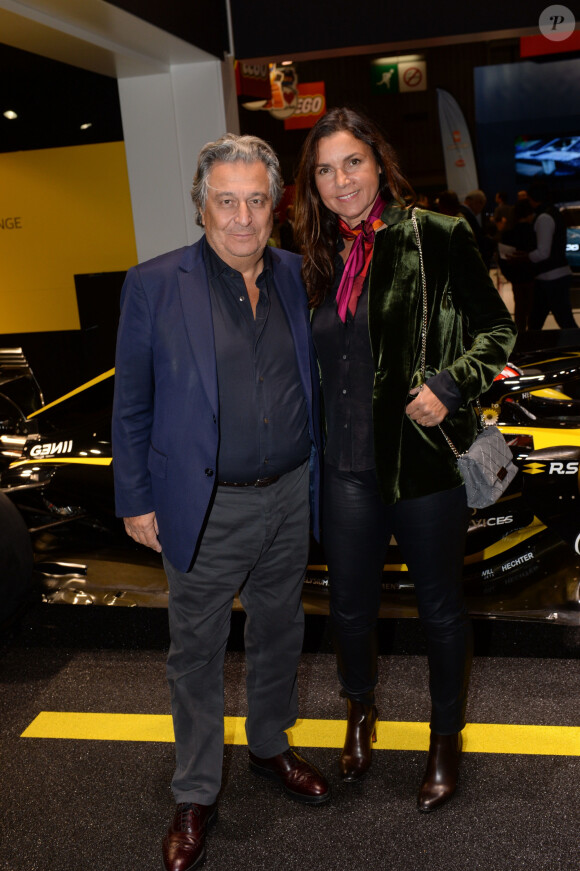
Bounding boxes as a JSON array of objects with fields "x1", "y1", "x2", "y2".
[{"x1": 284, "y1": 82, "x2": 326, "y2": 130}]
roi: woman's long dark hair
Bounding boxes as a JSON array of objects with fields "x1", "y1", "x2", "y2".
[{"x1": 294, "y1": 107, "x2": 414, "y2": 308}]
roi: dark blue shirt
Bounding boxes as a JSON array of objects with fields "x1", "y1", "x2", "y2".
[{"x1": 204, "y1": 240, "x2": 310, "y2": 482}]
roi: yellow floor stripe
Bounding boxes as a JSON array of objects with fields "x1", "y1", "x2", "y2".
[{"x1": 21, "y1": 713, "x2": 580, "y2": 756}]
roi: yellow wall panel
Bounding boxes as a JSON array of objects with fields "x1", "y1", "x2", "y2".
[{"x1": 0, "y1": 142, "x2": 137, "y2": 333}]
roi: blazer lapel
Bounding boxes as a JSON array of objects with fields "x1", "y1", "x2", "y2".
[
  {"x1": 369, "y1": 209, "x2": 424, "y2": 390},
  {"x1": 177, "y1": 239, "x2": 219, "y2": 417}
]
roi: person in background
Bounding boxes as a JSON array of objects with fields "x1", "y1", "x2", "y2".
[
  {"x1": 112, "y1": 133, "x2": 328, "y2": 871},
  {"x1": 435, "y1": 189, "x2": 461, "y2": 217},
  {"x1": 527, "y1": 182, "x2": 577, "y2": 330},
  {"x1": 492, "y1": 191, "x2": 514, "y2": 233},
  {"x1": 458, "y1": 190, "x2": 495, "y2": 269},
  {"x1": 499, "y1": 198, "x2": 536, "y2": 332},
  {"x1": 294, "y1": 106, "x2": 516, "y2": 813},
  {"x1": 279, "y1": 203, "x2": 299, "y2": 252}
]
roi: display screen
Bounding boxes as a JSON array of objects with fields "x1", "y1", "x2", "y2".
[
  {"x1": 515, "y1": 135, "x2": 580, "y2": 202},
  {"x1": 567, "y1": 226, "x2": 580, "y2": 272}
]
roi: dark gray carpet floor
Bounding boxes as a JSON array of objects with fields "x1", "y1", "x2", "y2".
[{"x1": 0, "y1": 606, "x2": 578, "y2": 871}]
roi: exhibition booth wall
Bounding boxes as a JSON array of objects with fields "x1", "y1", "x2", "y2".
[
  {"x1": 1, "y1": 141, "x2": 136, "y2": 334},
  {"x1": 3, "y1": 46, "x2": 580, "y2": 399},
  {"x1": 0, "y1": 140, "x2": 137, "y2": 400}
]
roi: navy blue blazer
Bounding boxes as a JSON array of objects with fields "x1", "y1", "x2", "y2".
[{"x1": 112, "y1": 238, "x2": 321, "y2": 573}]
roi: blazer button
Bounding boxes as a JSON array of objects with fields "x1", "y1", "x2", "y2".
[{"x1": 205, "y1": 468, "x2": 214, "y2": 477}]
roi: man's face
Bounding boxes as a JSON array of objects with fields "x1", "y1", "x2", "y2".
[
  {"x1": 466, "y1": 197, "x2": 484, "y2": 216},
  {"x1": 200, "y1": 160, "x2": 273, "y2": 268}
]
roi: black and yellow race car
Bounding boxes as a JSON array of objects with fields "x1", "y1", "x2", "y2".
[{"x1": 1, "y1": 346, "x2": 580, "y2": 627}]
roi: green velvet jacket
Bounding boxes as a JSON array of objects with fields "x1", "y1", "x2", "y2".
[{"x1": 368, "y1": 202, "x2": 517, "y2": 504}]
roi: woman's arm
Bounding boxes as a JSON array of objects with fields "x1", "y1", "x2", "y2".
[{"x1": 444, "y1": 219, "x2": 517, "y2": 404}]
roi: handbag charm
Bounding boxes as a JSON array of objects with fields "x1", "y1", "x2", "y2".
[{"x1": 411, "y1": 209, "x2": 517, "y2": 509}]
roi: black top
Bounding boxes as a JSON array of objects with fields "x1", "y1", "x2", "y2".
[
  {"x1": 312, "y1": 253, "x2": 376, "y2": 471},
  {"x1": 534, "y1": 202, "x2": 569, "y2": 272},
  {"x1": 205, "y1": 240, "x2": 310, "y2": 482}
]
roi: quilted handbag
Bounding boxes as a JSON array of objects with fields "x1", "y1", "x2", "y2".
[{"x1": 438, "y1": 421, "x2": 517, "y2": 508}]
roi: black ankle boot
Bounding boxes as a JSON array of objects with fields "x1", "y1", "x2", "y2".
[
  {"x1": 339, "y1": 698, "x2": 378, "y2": 782},
  {"x1": 417, "y1": 732, "x2": 462, "y2": 812}
]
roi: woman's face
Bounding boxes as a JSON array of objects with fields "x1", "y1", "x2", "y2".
[{"x1": 314, "y1": 130, "x2": 381, "y2": 228}]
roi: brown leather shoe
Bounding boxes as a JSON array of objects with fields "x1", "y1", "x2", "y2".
[
  {"x1": 340, "y1": 699, "x2": 378, "y2": 782},
  {"x1": 249, "y1": 748, "x2": 330, "y2": 804},
  {"x1": 417, "y1": 732, "x2": 463, "y2": 813},
  {"x1": 162, "y1": 802, "x2": 217, "y2": 871}
]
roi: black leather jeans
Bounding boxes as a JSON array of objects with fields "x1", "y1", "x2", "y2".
[{"x1": 323, "y1": 464, "x2": 473, "y2": 734}]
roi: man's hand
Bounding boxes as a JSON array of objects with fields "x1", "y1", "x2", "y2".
[
  {"x1": 123, "y1": 512, "x2": 162, "y2": 552},
  {"x1": 406, "y1": 384, "x2": 449, "y2": 427}
]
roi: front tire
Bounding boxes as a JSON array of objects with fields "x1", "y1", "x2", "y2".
[{"x1": 0, "y1": 491, "x2": 34, "y2": 628}]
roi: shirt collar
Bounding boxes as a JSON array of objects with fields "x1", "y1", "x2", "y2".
[{"x1": 203, "y1": 235, "x2": 272, "y2": 280}]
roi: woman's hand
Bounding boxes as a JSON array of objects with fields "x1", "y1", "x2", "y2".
[{"x1": 406, "y1": 384, "x2": 449, "y2": 427}]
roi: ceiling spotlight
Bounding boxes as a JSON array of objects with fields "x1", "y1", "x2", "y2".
[
  {"x1": 3, "y1": 110, "x2": 18, "y2": 120},
  {"x1": 281, "y1": 60, "x2": 293, "y2": 66},
  {"x1": 80, "y1": 122, "x2": 92, "y2": 130}
]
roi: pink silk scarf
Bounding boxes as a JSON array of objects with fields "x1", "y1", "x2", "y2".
[{"x1": 335, "y1": 193, "x2": 387, "y2": 322}]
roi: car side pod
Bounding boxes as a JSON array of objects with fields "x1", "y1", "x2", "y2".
[{"x1": 522, "y1": 445, "x2": 580, "y2": 557}]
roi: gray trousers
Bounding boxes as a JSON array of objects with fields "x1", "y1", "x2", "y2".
[{"x1": 163, "y1": 460, "x2": 310, "y2": 805}]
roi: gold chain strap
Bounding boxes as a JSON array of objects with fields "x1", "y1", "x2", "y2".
[
  {"x1": 411, "y1": 208, "x2": 481, "y2": 459},
  {"x1": 411, "y1": 208, "x2": 428, "y2": 380}
]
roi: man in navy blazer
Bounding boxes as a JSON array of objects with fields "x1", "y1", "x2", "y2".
[{"x1": 112, "y1": 134, "x2": 327, "y2": 871}]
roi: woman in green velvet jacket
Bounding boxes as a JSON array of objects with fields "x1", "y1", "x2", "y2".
[{"x1": 294, "y1": 107, "x2": 516, "y2": 812}]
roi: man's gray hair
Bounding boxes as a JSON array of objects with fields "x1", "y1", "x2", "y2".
[
  {"x1": 191, "y1": 134, "x2": 284, "y2": 226},
  {"x1": 464, "y1": 189, "x2": 487, "y2": 207}
]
